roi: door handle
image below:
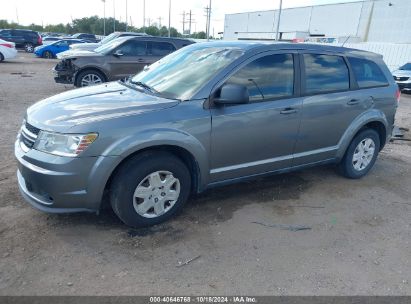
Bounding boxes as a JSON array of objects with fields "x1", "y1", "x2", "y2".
[
  {"x1": 137, "y1": 58, "x2": 145, "y2": 62},
  {"x1": 347, "y1": 99, "x2": 360, "y2": 105},
  {"x1": 280, "y1": 108, "x2": 298, "y2": 115}
]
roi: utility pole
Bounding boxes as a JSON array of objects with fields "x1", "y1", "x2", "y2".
[
  {"x1": 181, "y1": 11, "x2": 186, "y2": 34},
  {"x1": 102, "y1": 0, "x2": 106, "y2": 35},
  {"x1": 189, "y1": 10, "x2": 192, "y2": 35},
  {"x1": 158, "y1": 16, "x2": 163, "y2": 28},
  {"x1": 143, "y1": 0, "x2": 146, "y2": 29},
  {"x1": 207, "y1": 0, "x2": 212, "y2": 41},
  {"x1": 125, "y1": 0, "x2": 128, "y2": 31},
  {"x1": 275, "y1": 0, "x2": 283, "y2": 41},
  {"x1": 168, "y1": 0, "x2": 171, "y2": 37},
  {"x1": 204, "y1": 6, "x2": 209, "y2": 37},
  {"x1": 113, "y1": 0, "x2": 116, "y2": 32}
]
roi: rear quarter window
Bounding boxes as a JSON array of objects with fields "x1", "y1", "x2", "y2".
[{"x1": 348, "y1": 57, "x2": 388, "y2": 88}]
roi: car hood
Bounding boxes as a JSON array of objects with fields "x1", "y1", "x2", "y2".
[
  {"x1": 71, "y1": 42, "x2": 101, "y2": 49},
  {"x1": 56, "y1": 49, "x2": 100, "y2": 59},
  {"x1": 392, "y1": 69, "x2": 411, "y2": 77},
  {"x1": 26, "y1": 81, "x2": 179, "y2": 132}
]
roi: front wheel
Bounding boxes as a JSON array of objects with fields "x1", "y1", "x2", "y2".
[
  {"x1": 24, "y1": 43, "x2": 34, "y2": 53},
  {"x1": 75, "y1": 69, "x2": 105, "y2": 87},
  {"x1": 0, "y1": 52, "x2": 4, "y2": 62},
  {"x1": 42, "y1": 51, "x2": 53, "y2": 59},
  {"x1": 110, "y1": 152, "x2": 191, "y2": 227},
  {"x1": 338, "y1": 129, "x2": 380, "y2": 179}
]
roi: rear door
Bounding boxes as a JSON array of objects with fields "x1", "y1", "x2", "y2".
[
  {"x1": 147, "y1": 41, "x2": 176, "y2": 64},
  {"x1": 106, "y1": 39, "x2": 148, "y2": 79},
  {"x1": 293, "y1": 52, "x2": 372, "y2": 165},
  {"x1": 1, "y1": 30, "x2": 23, "y2": 45},
  {"x1": 210, "y1": 52, "x2": 303, "y2": 182}
]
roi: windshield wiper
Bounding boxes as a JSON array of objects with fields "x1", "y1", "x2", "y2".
[{"x1": 128, "y1": 80, "x2": 157, "y2": 94}]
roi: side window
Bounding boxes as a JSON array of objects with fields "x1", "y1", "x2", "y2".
[
  {"x1": 348, "y1": 57, "x2": 388, "y2": 88},
  {"x1": 150, "y1": 42, "x2": 176, "y2": 56},
  {"x1": 0, "y1": 30, "x2": 12, "y2": 37},
  {"x1": 225, "y1": 53, "x2": 294, "y2": 102},
  {"x1": 55, "y1": 41, "x2": 68, "y2": 47},
  {"x1": 303, "y1": 54, "x2": 350, "y2": 94},
  {"x1": 116, "y1": 40, "x2": 147, "y2": 56}
]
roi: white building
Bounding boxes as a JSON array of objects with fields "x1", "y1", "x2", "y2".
[{"x1": 223, "y1": 0, "x2": 411, "y2": 43}]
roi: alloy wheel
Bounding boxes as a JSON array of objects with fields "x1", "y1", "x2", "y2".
[{"x1": 80, "y1": 73, "x2": 103, "y2": 87}]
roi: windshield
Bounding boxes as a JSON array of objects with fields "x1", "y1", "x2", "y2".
[
  {"x1": 95, "y1": 38, "x2": 126, "y2": 54},
  {"x1": 130, "y1": 45, "x2": 245, "y2": 100},
  {"x1": 100, "y1": 32, "x2": 118, "y2": 45},
  {"x1": 399, "y1": 63, "x2": 411, "y2": 70}
]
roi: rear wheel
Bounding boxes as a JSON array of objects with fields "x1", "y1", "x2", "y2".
[
  {"x1": 42, "y1": 51, "x2": 53, "y2": 59},
  {"x1": 338, "y1": 129, "x2": 380, "y2": 179},
  {"x1": 75, "y1": 69, "x2": 105, "y2": 87},
  {"x1": 110, "y1": 152, "x2": 191, "y2": 227},
  {"x1": 0, "y1": 52, "x2": 4, "y2": 62},
  {"x1": 24, "y1": 43, "x2": 34, "y2": 53}
]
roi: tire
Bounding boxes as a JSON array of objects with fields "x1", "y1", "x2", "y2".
[
  {"x1": 338, "y1": 129, "x2": 380, "y2": 179},
  {"x1": 75, "y1": 69, "x2": 106, "y2": 87},
  {"x1": 0, "y1": 52, "x2": 4, "y2": 63},
  {"x1": 42, "y1": 51, "x2": 53, "y2": 59},
  {"x1": 110, "y1": 151, "x2": 191, "y2": 227},
  {"x1": 24, "y1": 43, "x2": 34, "y2": 53}
]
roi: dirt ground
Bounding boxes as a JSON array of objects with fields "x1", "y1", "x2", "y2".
[{"x1": 0, "y1": 52, "x2": 410, "y2": 296}]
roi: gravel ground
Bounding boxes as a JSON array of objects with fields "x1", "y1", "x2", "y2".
[{"x1": 0, "y1": 53, "x2": 410, "y2": 296}]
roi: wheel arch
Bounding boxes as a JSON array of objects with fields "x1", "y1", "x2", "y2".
[
  {"x1": 336, "y1": 110, "x2": 389, "y2": 160},
  {"x1": 100, "y1": 144, "x2": 202, "y2": 211}
]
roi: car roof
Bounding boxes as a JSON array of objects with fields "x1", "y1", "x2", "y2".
[{"x1": 194, "y1": 40, "x2": 382, "y2": 58}]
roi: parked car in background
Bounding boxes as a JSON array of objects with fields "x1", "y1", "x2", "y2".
[
  {"x1": 71, "y1": 33, "x2": 100, "y2": 43},
  {"x1": 0, "y1": 29, "x2": 42, "y2": 52},
  {"x1": 392, "y1": 63, "x2": 411, "y2": 92},
  {"x1": 42, "y1": 36, "x2": 68, "y2": 45},
  {"x1": 68, "y1": 31, "x2": 148, "y2": 52},
  {"x1": 34, "y1": 39, "x2": 86, "y2": 58},
  {"x1": 54, "y1": 36, "x2": 195, "y2": 87},
  {"x1": 0, "y1": 38, "x2": 17, "y2": 62},
  {"x1": 17, "y1": 42, "x2": 399, "y2": 227}
]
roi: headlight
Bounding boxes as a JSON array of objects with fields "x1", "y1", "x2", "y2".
[{"x1": 34, "y1": 131, "x2": 98, "y2": 157}]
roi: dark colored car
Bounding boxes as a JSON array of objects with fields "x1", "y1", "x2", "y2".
[
  {"x1": 53, "y1": 36, "x2": 195, "y2": 87},
  {"x1": 0, "y1": 29, "x2": 42, "y2": 52},
  {"x1": 72, "y1": 33, "x2": 100, "y2": 43},
  {"x1": 16, "y1": 42, "x2": 399, "y2": 227}
]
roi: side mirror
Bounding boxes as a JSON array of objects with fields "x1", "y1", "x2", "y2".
[
  {"x1": 113, "y1": 50, "x2": 124, "y2": 57},
  {"x1": 214, "y1": 83, "x2": 249, "y2": 105}
]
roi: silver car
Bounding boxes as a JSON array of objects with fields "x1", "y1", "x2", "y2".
[
  {"x1": 392, "y1": 62, "x2": 411, "y2": 92},
  {"x1": 15, "y1": 42, "x2": 399, "y2": 227}
]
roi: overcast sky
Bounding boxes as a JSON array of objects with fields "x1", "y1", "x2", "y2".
[{"x1": 1, "y1": 0, "x2": 360, "y2": 34}]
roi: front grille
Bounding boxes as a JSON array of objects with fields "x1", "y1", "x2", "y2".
[
  {"x1": 394, "y1": 76, "x2": 410, "y2": 81},
  {"x1": 25, "y1": 122, "x2": 40, "y2": 135},
  {"x1": 20, "y1": 121, "x2": 40, "y2": 150}
]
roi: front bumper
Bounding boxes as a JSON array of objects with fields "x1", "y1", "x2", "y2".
[
  {"x1": 53, "y1": 67, "x2": 74, "y2": 84},
  {"x1": 397, "y1": 82, "x2": 411, "y2": 91},
  {"x1": 53, "y1": 61, "x2": 75, "y2": 84},
  {"x1": 15, "y1": 139, "x2": 119, "y2": 214}
]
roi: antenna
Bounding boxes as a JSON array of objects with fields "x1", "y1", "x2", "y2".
[{"x1": 342, "y1": 35, "x2": 351, "y2": 47}]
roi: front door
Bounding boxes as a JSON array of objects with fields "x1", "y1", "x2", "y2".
[
  {"x1": 107, "y1": 40, "x2": 148, "y2": 80},
  {"x1": 210, "y1": 52, "x2": 303, "y2": 182}
]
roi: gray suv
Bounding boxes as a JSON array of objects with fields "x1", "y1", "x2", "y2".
[{"x1": 15, "y1": 42, "x2": 399, "y2": 227}]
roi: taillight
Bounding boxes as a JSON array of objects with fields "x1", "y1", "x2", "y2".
[
  {"x1": 395, "y1": 88, "x2": 401, "y2": 103},
  {"x1": 0, "y1": 43, "x2": 13, "y2": 48},
  {"x1": 38, "y1": 36, "x2": 42, "y2": 45}
]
